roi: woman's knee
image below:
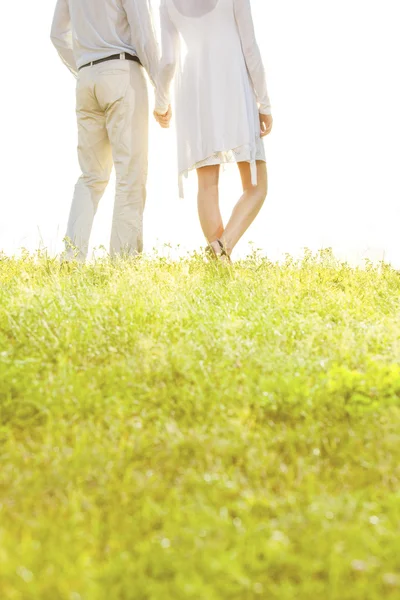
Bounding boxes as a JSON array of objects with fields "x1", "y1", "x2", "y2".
[
  {"x1": 255, "y1": 162, "x2": 268, "y2": 201},
  {"x1": 257, "y1": 177, "x2": 268, "y2": 202}
]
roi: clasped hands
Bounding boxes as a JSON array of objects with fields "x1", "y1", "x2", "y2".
[{"x1": 154, "y1": 106, "x2": 172, "y2": 128}]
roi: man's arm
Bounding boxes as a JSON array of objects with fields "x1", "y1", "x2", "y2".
[
  {"x1": 122, "y1": 0, "x2": 160, "y2": 87},
  {"x1": 154, "y1": 0, "x2": 179, "y2": 115},
  {"x1": 50, "y1": 0, "x2": 78, "y2": 77}
]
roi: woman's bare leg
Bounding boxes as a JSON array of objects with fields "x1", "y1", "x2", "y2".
[
  {"x1": 197, "y1": 165, "x2": 224, "y2": 244},
  {"x1": 222, "y1": 161, "x2": 268, "y2": 255}
]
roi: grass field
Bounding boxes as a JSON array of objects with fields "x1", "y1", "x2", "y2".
[{"x1": 1, "y1": 250, "x2": 400, "y2": 599}]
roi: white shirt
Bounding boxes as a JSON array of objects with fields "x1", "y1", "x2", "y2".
[{"x1": 50, "y1": 0, "x2": 160, "y2": 85}]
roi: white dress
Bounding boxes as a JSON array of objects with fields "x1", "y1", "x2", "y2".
[{"x1": 155, "y1": 0, "x2": 272, "y2": 196}]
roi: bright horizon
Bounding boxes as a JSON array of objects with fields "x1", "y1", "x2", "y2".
[{"x1": 2, "y1": 0, "x2": 400, "y2": 265}]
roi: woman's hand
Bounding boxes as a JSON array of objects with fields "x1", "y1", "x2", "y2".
[
  {"x1": 154, "y1": 105, "x2": 172, "y2": 128},
  {"x1": 260, "y1": 114, "x2": 273, "y2": 137}
]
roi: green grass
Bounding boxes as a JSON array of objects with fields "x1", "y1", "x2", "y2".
[{"x1": 1, "y1": 249, "x2": 400, "y2": 599}]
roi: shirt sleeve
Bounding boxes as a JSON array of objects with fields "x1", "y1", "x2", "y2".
[
  {"x1": 154, "y1": 0, "x2": 180, "y2": 114},
  {"x1": 233, "y1": 0, "x2": 271, "y2": 115},
  {"x1": 50, "y1": 0, "x2": 78, "y2": 77},
  {"x1": 123, "y1": 0, "x2": 160, "y2": 87}
]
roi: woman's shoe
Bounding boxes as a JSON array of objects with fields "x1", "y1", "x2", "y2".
[{"x1": 207, "y1": 239, "x2": 232, "y2": 263}]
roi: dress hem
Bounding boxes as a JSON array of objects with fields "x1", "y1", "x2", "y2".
[{"x1": 177, "y1": 139, "x2": 266, "y2": 198}]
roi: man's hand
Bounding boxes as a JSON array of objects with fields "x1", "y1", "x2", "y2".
[
  {"x1": 260, "y1": 114, "x2": 273, "y2": 137},
  {"x1": 154, "y1": 105, "x2": 172, "y2": 128}
]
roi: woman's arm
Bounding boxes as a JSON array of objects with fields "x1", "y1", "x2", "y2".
[
  {"x1": 155, "y1": 0, "x2": 180, "y2": 115},
  {"x1": 50, "y1": 0, "x2": 78, "y2": 76},
  {"x1": 233, "y1": 0, "x2": 271, "y2": 115}
]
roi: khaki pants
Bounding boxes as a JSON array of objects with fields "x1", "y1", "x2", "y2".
[{"x1": 66, "y1": 59, "x2": 149, "y2": 260}]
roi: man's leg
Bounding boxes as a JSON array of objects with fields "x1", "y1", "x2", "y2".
[
  {"x1": 65, "y1": 75, "x2": 113, "y2": 261},
  {"x1": 105, "y1": 63, "x2": 149, "y2": 257}
]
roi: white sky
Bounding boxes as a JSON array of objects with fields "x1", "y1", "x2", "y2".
[{"x1": 1, "y1": 0, "x2": 400, "y2": 264}]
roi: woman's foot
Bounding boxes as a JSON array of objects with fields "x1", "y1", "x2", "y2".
[{"x1": 207, "y1": 239, "x2": 231, "y2": 263}]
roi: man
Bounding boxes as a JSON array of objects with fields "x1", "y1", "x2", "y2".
[{"x1": 51, "y1": 0, "x2": 162, "y2": 260}]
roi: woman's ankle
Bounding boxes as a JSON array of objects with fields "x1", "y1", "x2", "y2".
[{"x1": 220, "y1": 237, "x2": 232, "y2": 256}]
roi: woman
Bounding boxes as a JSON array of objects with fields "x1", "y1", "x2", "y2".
[{"x1": 154, "y1": 0, "x2": 273, "y2": 260}]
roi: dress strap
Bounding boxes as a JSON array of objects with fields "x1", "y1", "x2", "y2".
[
  {"x1": 178, "y1": 173, "x2": 185, "y2": 198},
  {"x1": 250, "y1": 160, "x2": 258, "y2": 187}
]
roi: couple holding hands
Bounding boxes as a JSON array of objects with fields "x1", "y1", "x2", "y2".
[{"x1": 51, "y1": 0, "x2": 273, "y2": 262}]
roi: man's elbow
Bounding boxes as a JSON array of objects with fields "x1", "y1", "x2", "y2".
[
  {"x1": 50, "y1": 30, "x2": 60, "y2": 49},
  {"x1": 50, "y1": 21, "x2": 63, "y2": 50}
]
